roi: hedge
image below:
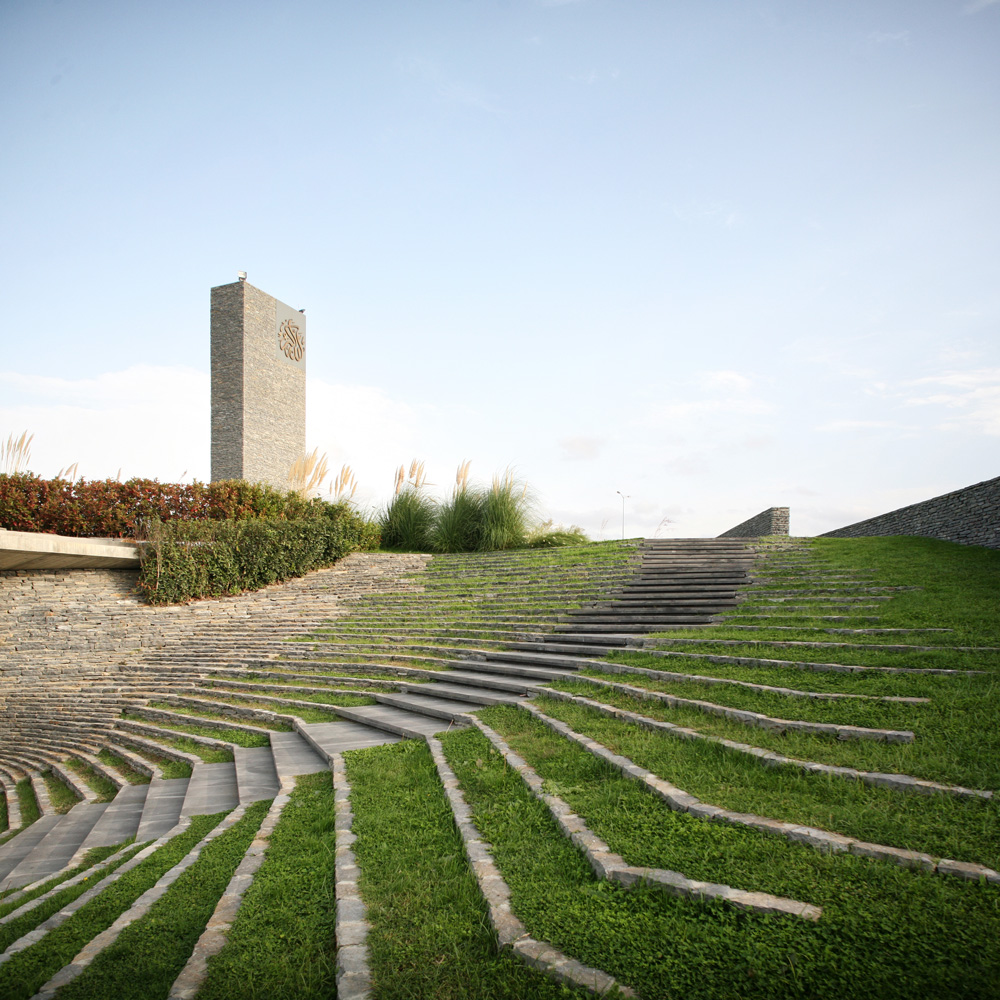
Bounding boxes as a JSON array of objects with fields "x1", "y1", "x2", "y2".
[
  {"x1": 0, "y1": 475, "x2": 317, "y2": 537},
  {"x1": 137, "y1": 504, "x2": 380, "y2": 604}
]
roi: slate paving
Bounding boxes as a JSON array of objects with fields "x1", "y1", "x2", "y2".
[
  {"x1": 233, "y1": 746, "x2": 281, "y2": 803},
  {"x1": 180, "y1": 762, "x2": 240, "y2": 818},
  {"x1": 134, "y1": 776, "x2": 190, "y2": 841},
  {"x1": 0, "y1": 802, "x2": 109, "y2": 888},
  {"x1": 267, "y1": 730, "x2": 328, "y2": 779},
  {"x1": 0, "y1": 815, "x2": 61, "y2": 884},
  {"x1": 77, "y1": 782, "x2": 149, "y2": 851}
]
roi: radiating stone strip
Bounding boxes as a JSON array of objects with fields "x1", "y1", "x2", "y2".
[
  {"x1": 522, "y1": 702, "x2": 1000, "y2": 885},
  {"x1": 537, "y1": 686, "x2": 991, "y2": 800},
  {"x1": 31, "y1": 807, "x2": 247, "y2": 999},
  {"x1": 582, "y1": 663, "x2": 929, "y2": 703},
  {"x1": 425, "y1": 735, "x2": 635, "y2": 998},
  {"x1": 167, "y1": 789, "x2": 290, "y2": 999},
  {"x1": 331, "y1": 753, "x2": 372, "y2": 1000},
  {"x1": 468, "y1": 715, "x2": 821, "y2": 921},
  {"x1": 544, "y1": 675, "x2": 913, "y2": 742},
  {"x1": 0, "y1": 818, "x2": 192, "y2": 965}
]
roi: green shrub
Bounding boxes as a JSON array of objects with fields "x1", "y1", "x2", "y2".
[
  {"x1": 0, "y1": 474, "x2": 316, "y2": 537},
  {"x1": 137, "y1": 503, "x2": 378, "y2": 604}
]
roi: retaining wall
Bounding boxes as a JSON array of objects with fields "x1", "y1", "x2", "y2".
[
  {"x1": 718, "y1": 507, "x2": 789, "y2": 538},
  {"x1": 821, "y1": 475, "x2": 1000, "y2": 549}
]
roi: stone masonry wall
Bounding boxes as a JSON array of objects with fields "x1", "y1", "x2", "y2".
[
  {"x1": 821, "y1": 475, "x2": 1000, "y2": 549},
  {"x1": 210, "y1": 279, "x2": 306, "y2": 491},
  {"x1": 718, "y1": 507, "x2": 790, "y2": 538},
  {"x1": 0, "y1": 554, "x2": 428, "y2": 763}
]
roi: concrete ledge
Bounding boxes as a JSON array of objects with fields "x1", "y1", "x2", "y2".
[{"x1": 0, "y1": 529, "x2": 140, "y2": 570}]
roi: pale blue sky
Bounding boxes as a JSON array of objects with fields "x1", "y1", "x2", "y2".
[{"x1": 2, "y1": 0, "x2": 998, "y2": 538}]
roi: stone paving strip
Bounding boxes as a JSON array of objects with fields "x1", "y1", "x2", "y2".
[
  {"x1": 535, "y1": 686, "x2": 992, "y2": 800},
  {"x1": 636, "y1": 637, "x2": 999, "y2": 653},
  {"x1": 103, "y1": 742, "x2": 162, "y2": 779},
  {"x1": 0, "y1": 840, "x2": 139, "y2": 917},
  {"x1": 425, "y1": 735, "x2": 634, "y2": 998},
  {"x1": 467, "y1": 715, "x2": 822, "y2": 921},
  {"x1": 30, "y1": 806, "x2": 249, "y2": 1000},
  {"x1": 613, "y1": 647, "x2": 984, "y2": 677},
  {"x1": 581, "y1": 659, "x2": 929, "y2": 704},
  {"x1": 167, "y1": 787, "x2": 290, "y2": 1000},
  {"x1": 547, "y1": 673, "x2": 914, "y2": 743},
  {"x1": 330, "y1": 753, "x2": 372, "y2": 1000},
  {"x1": 522, "y1": 701, "x2": 1000, "y2": 884},
  {"x1": 0, "y1": 775, "x2": 21, "y2": 831},
  {"x1": 0, "y1": 818, "x2": 192, "y2": 966},
  {"x1": 125, "y1": 706, "x2": 279, "y2": 740}
]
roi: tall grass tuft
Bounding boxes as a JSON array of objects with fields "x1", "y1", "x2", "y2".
[
  {"x1": 1, "y1": 431, "x2": 33, "y2": 475},
  {"x1": 479, "y1": 468, "x2": 533, "y2": 551},
  {"x1": 288, "y1": 449, "x2": 330, "y2": 499},
  {"x1": 379, "y1": 459, "x2": 437, "y2": 550},
  {"x1": 432, "y1": 461, "x2": 485, "y2": 553}
]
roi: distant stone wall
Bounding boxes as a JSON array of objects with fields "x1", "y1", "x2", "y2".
[
  {"x1": 821, "y1": 476, "x2": 1000, "y2": 549},
  {"x1": 718, "y1": 507, "x2": 789, "y2": 538}
]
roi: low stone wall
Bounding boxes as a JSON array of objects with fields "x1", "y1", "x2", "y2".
[
  {"x1": 821, "y1": 476, "x2": 1000, "y2": 549},
  {"x1": 718, "y1": 507, "x2": 789, "y2": 538}
]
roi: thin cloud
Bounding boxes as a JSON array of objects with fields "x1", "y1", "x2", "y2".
[
  {"x1": 558, "y1": 436, "x2": 604, "y2": 461},
  {"x1": 964, "y1": 0, "x2": 1000, "y2": 13},
  {"x1": 399, "y1": 56, "x2": 505, "y2": 114}
]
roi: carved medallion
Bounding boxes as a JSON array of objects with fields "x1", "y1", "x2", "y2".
[{"x1": 278, "y1": 318, "x2": 305, "y2": 361}]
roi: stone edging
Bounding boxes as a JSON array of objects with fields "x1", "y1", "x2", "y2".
[
  {"x1": 537, "y1": 686, "x2": 992, "y2": 801},
  {"x1": 168, "y1": 787, "x2": 292, "y2": 999},
  {"x1": 0, "y1": 817, "x2": 193, "y2": 965},
  {"x1": 467, "y1": 715, "x2": 821, "y2": 921},
  {"x1": 585, "y1": 660, "x2": 928, "y2": 704},
  {"x1": 522, "y1": 702, "x2": 1000, "y2": 886},
  {"x1": 556, "y1": 671, "x2": 914, "y2": 743},
  {"x1": 32, "y1": 808, "x2": 248, "y2": 999},
  {"x1": 425, "y1": 735, "x2": 634, "y2": 998},
  {"x1": 331, "y1": 752, "x2": 373, "y2": 1000}
]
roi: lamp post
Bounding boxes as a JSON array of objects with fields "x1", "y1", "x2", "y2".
[{"x1": 616, "y1": 491, "x2": 630, "y2": 540}]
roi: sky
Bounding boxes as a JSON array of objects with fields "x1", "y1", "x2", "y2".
[{"x1": 1, "y1": 0, "x2": 998, "y2": 540}]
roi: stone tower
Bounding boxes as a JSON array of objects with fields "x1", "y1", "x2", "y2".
[{"x1": 210, "y1": 276, "x2": 306, "y2": 491}]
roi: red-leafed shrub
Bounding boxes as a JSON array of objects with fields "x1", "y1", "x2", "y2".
[{"x1": 0, "y1": 474, "x2": 316, "y2": 537}]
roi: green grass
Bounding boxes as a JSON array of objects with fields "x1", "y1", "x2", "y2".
[
  {"x1": 147, "y1": 701, "x2": 293, "y2": 732},
  {"x1": 124, "y1": 715, "x2": 270, "y2": 748},
  {"x1": 55, "y1": 802, "x2": 270, "y2": 1000},
  {"x1": 63, "y1": 759, "x2": 118, "y2": 802},
  {"x1": 0, "y1": 814, "x2": 223, "y2": 997},
  {"x1": 43, "y1": 771, "x2": 82, "y2": 814},
  {"x1": 197, "y1": 774, "x2": 337, "y2": 1000},
  {"x1": 441, "y1": 722, "x2": 1000, "y2": 999},
  {"x1": 345, "y1": 739, "x2": 594, "y2": 999},
  {"x1": 98, "y1": 749, "x2": 151, "y2": 784},
  {"x1": 17, "y1": 779, "x2": 40, "y2": 826},
  {"x1": 0, "y1": 843, "x2": 136, "y2": 920}
]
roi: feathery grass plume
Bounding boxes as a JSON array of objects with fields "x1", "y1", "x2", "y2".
[
  {"x1": 432, "y1": 460, "x2": 485, "y2": 552},
  {"x1": 1, "y1": 431, "x2": 33, "y2": 475},
  {"x1": 55, "y1": 462, "x2": 80, "y2": 481},
  {"x1": 328, "y1": 464, "x2": 359, "y2": 504},
  {"x1": 479, "y1": 467, "x2": 534, "y2": 550},
  {"x1": 525, "y1": 520, "x2": 590, "y2": 548},
  {"x1": 288, "y1": 449, "x2": 330, "y2": 499},
  {"x1": 380, "y1": 459, "x2": 436, "y2": 550}
]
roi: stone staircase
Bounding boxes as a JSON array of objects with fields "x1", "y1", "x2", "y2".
[{"x1": 2, "y1": 535, "x2": 993, "y2": 997}]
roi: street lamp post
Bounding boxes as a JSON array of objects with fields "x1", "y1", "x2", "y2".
[{"x1": 616, "y1": 491, "x2": 630, "y2": 540}]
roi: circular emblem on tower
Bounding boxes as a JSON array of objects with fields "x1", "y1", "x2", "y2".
[{"x1": 278, "y1": 318, "x2": 305, "y2": 361}]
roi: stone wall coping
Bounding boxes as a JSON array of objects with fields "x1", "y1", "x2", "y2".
[{"x1": 0, "y1": 529, "x2": 140, "y2": 570}]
